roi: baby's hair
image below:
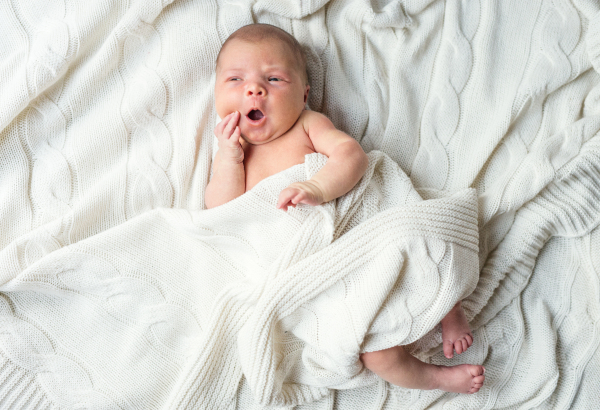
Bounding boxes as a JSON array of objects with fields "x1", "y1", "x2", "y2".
[{"x1": 216, "y1": 23, "x2": 309, "y2": 86}]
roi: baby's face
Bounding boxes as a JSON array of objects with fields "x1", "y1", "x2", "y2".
[{"x1": 215, "y1": 38, "x2": 309, "y2": 145}]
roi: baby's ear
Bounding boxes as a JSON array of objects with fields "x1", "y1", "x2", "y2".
[{"x1": 304, "y1": 85, "x2": 310, "y2": 104}]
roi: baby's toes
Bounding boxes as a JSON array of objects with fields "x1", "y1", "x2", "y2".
[
  {"x1": 455, "y1": 334, "x2": 474, "y2": 355},
  {"x1": 469, "y1": 365, "x2": 485, "y2": 377},
  {"x1": 454, "y1": 339, "x2": 464, "y2": 355},
  {"x1": 443, "y1": 340, "x2": 455, "y2": 359},
  {"x1": 468, "y1": 385, "x2": 481, "y2": 394},
  {"x1": 469, "y1": 374, "x2": 485, "y2": 393}
]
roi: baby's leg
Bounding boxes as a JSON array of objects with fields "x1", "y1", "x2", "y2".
[
  {"x1": 360, "y1": 346, "x2": 485, "y2": 394},
  {"x1": 441, "y1": 301, "x2": 473, "y2": 359}
]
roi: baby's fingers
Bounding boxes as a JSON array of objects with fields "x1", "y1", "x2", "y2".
[
  {"x1": 277, "y1": 188, "x2": 301, "y2": 210},
  {"x1": 223, "y1": 112, "x2": 239, "y2": 137},
  {"x1": 215, "y1": 112, "x2": 239, "y2": 139},
  {"x1": 228, "y1": 125, "x2": 241, "y2": 143},
  {"x1": 277, "y1": 190, "x2": 294, "y2": 210},
  {"x1": 214, "y1": 112, "x2": 233, "y2": 135},
  {"x1": 278, "y1": 200, "x2": 296, "y2": 211}
]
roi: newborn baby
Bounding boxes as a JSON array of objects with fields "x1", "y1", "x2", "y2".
[
  {"x1": 205, "y1": 25, "x2": 368, "y2": 211},
  {"x1": 205, "y1": 23, "x2": 485, "y2": 394}
]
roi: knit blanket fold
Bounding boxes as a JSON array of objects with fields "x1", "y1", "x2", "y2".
[
  {"x1": 167, "y1": 151, "x2": 480, "y2": 408},
  {"x1": 0, "y1": 151, "x2": 479, "y2": 408}
]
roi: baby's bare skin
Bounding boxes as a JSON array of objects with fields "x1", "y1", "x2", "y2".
[
  {"x1": 205, "y1": 23, "x2": 484, "y2": 395},
  {"x1": 361, "y1": 345, "x2": 485, "y2": 394},
  {"x1": 206, "y1": 34, "x2": 368, "y2": 210},
  {"x1": 362, "y1": 301, "x2": 484, "y2": 394},
  {"x1": 241, "y1": 113, "x2": 315, "y2": 192},
  {"x1": 442, "y1": 301, "x2": 474, "y2": 359}
]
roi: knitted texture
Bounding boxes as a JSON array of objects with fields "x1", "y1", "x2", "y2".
[
  {"x1": 1, "y1": 0, "x2": 600, "y2": 409},
  {"x1": 0, "y1": 151, "x2": 478, "y2": 409}
]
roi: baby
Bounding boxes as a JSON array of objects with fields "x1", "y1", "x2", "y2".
[{"x1": 205, "y1": 23, "x2": 485, "y2": 394}]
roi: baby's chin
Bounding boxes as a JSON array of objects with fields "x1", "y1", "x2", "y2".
[{"x1": 240, "y1": 131, "x2": 278, "y2": 145}]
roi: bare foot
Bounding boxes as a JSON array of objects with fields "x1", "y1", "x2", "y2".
[
  {"x1": 441, "y1": 301, "x2": 473, "y2": 359},
  {"x1": 434, "y1": 364, "x2": 485, "y2": 394},
  {"x1": 361, "y1": 345, "x2": 485, "y2": 394}
]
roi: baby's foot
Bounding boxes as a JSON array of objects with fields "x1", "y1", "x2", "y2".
[
  {"x1": 435, "y1": 364, "x2": 485, "y2": 394},
  {"x1": 441, "y1": 301, "x2": 473, "y2": 359}
]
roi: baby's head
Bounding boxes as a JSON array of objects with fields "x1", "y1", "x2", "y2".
[{"x1": 215, "y1": 24, "x2": 310, "y2": 145}]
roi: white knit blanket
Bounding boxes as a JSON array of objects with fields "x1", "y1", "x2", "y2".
[
  {"x1": 0, "y1": 150, "x2": 479, "y2": 409},
  {"x1": 1, "y1": 0, "x2": 600, "y2": 409}
]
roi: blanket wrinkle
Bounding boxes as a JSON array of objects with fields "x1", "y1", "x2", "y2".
[
  {"x1": 163, "y1": 151, "x2": 480, "y2": 408},
  {"x1": 467, "y1": 146, "x2": 600, "y2": 329},
  {"x1": 253, "y1": 0, "x2": 330, "y2": 19},
  {"x1": 362, "y1": 1, "x2": 412, "y2": 30},
  {"x1": 588, "y1": 11, "x2": 600, "y2": 73}
]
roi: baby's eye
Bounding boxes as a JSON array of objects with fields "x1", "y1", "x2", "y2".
[
  {"x1": 268, "y1": 77, "x2": 281, "y2": 82},
  {"x1": 228, "y1": 77, "x2": 241, "y2": 81}
]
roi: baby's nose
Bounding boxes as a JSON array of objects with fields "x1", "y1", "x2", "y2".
[{"x1": 245, "y1": 83, "x2": 265, "y2": 96}]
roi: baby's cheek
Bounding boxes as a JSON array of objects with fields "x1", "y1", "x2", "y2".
[
  {"x1": 214, "y1": 91, "x2": 238, "y2": 119},
  {"x1": 215, "y1": 103, "x2": 232, "y2": 120}
]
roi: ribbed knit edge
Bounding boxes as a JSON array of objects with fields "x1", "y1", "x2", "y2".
[
  {"x1": 466, "y1": 143, "x2": 600, "y2": 329},
  {"x1": 0, "y1": 350, "x2": 55, "y2": 410},
  {"x1": 251, "y1": 191, "x2": 480, "y2": 406},
  {"x1": 169, "y1": 190, "x2": 479, "y2": 409}
]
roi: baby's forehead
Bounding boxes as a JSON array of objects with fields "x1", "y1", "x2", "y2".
[
  {"x1": 223, "y1": 37, "x2": 293, "y2": 57},
  {"x1": 217, "y1": 38, "x2": 298, "y2": 70}
]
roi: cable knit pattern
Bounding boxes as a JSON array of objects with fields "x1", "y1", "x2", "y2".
[
  {"x1": 0, "y1": 295, "x2": 117, "y2": 408},
  {"x1": 588, "y1": 10, "x2": 600, "y2": 73},
  {"x1": 22, "y1": 0, "x2": 71, "y2": 96},
  {"x1": 117, "y1": 1, "x2": 174, "y2": 218},
  {"x1": 0, "y1": 0, "x2": 600, "y2": 409},
  {"x1": 410, "y1": 0, "x2": 479, "y2": 189},
  {"x1": 25, "y1": 95, "x2": 72, "y2": 227},
  {"x1": 478, "y1": 0, "x2": 584, "y2": 225},
  {"x1": 0, "y1": 0, "x2": 75, "y2": 130},
  {"x1": 53, "y1": 253, "x2": 201, "y2": 355}
]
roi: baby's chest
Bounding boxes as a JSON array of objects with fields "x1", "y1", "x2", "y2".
[{"x1": 244, "y1": 135, "x2": 315, "y2": 192}]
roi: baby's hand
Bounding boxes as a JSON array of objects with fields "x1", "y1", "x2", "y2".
[
  {"x1": 277, "y1": 181, "x2": 326, "y2": 211},
  {"x1": 215, "y1": 111, "x2": 243, "y2": 164}
]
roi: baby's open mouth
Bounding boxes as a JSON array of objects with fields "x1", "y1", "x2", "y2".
[{"x1": 247, "y1": 109, "x2": 264, "y2": 121}]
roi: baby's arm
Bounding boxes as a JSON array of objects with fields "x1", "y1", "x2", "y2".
[
  {"x1": 277, "y1": 111, "x2": 368, "y2": 210},
  {"x1": 205, "y1": 112, "x2": 245, "y2": 209}
]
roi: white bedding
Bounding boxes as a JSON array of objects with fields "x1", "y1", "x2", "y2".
[{"x1": 1, "y1": 0, "x2": 600, "y2": 409}]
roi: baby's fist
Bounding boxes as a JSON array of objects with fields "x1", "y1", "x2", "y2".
[
  {"x1": 214, "y1": 111, "x2": 243, "y2": 164},
  {"x1": 277, "y1": 181, "x2": 325, "y2": 211}
]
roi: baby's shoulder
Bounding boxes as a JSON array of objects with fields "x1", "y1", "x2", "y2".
[
  {"x1": 298, "y1": 110, "x2": 335, "y2": 135},
  {"x1": 299, "y1": 109, "x2": 328, "y2": 124}
]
